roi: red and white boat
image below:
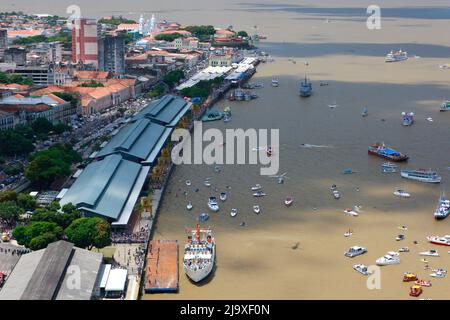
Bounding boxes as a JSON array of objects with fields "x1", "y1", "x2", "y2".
[
  {"x1": 415, "y1": 280, "x2": 432, "y2": 287},
  {"x1": 426, "y1": 235, "x2": 450, "y2": 247},
  {"x1": 284, "y1": 197, "x2": 294, "y2": 206}
]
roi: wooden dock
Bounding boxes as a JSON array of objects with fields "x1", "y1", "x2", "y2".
[{"x1": 144, "y1": 240, "x2": 179, "y2": 293}]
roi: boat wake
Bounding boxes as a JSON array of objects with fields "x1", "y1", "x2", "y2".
[{"x1": 300, "y1": 144, "x2": 334, "y2": 149}]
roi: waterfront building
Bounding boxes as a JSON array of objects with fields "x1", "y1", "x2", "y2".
[
  {"x1": 209, "y1": 54, "x2": 233, "y2": 67},
  {"x1": 72, "y1": 18, "x2": 100, "y2": 68},
  {"x1": 0, "y1": 240, "x2": 103, "y2": 300}
]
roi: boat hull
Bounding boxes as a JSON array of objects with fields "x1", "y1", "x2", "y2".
[
  {"x1": 400, "y1": 172, "x2": 441, "y2": 183},
  {"x1": 368, "y1": 149, "x2": 408, "y2": 162}
]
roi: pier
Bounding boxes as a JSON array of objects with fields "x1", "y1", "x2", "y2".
[{"x1": 144, "y1": 240, "x2": 179, "y2": 293}]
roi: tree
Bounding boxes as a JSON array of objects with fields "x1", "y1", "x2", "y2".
[
  {"x1": 25, "y1": 144, "x2": 81, "y2": 187},
  {"x1": 65, "y1": 217, "x2": 111, "y2": 249},
  {"x1": 16, "y1": 193, "x2": 36, "y2": 211},
  {"x1": 183, "y1": 25, "x2": 216, "y2": 38},
  {"x1": 0, "y1": 129, "x2": 35, "y2": 157},
  {"x1": 0, "y1": 190, "x2": 18, "y2": 203},
  {"x1": 31, "y1": 117, "x2": 54, "y2": 135},
  {"x1": 0, "y1": 201, "x2": 23, "y2": 225},
  {"x1": 78, "y1": 81, "x2": 104, "y2": 88},
  {"x1": 30, "y1": 202, "x2": 81, "y2": 229},
  {"x1": 154, "y1": 33, "x2": 184, "y2": 42},
  {"x1": 13, "y1": 221, "x2": 63, "y2": 249},
  {"x1": 162, "y1": 70, "x2": 184, "y2": 88},
  {"x1": 28, "y1": 232, "x2": 59, "y2": 250}
]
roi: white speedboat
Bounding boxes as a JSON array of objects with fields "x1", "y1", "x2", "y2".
[
  {"x1": 183, "y1": 224, "x2": 215, "y2": 283},
  {"x1": 284, "y1": 197, "x2": 294, "y2": 206},
  {"x1": 332, "y1": 190, "x2": 341, "y2": 199},
  {"x1": 434, "y1": 192, "x2": 450, "y2": 220},
  {"x1": 393, "y1": 189, "x2": 411, "y2": 198},
  {"x1": 219, "y1": 192, "x2": 227, "y2": 201},
  {"x1": 344, "y1": 229, "x2": 353, "y2": 237},
  {"x1": 430, "y1": 271, "x2": 446, "y2": 278},
  {"x1": 207, "y1": 197, "x2": 219, "y2": 212},
  {"x1": 376, "y1": 252, "x2": 401, "y2": 266},
  {"x1": 253, "y1": 191, "x2": 266, "y2": 197},
  {"x1": 427, "y1": 235, "x2": 450, "y2": 246},
  {"x1": 204, "y1": 180, "x2": 212, "y2": 187},
  {"x1": 251, "y1": 184, "x2": 262, "y2": 191},
  {"x1": 230, "y1": 208, "x2": 237, "y2": 217},
  {"x1": 398, "y1": 247, "x2": 410, "y2": 253},
  {"x1": 400, "y1": 169, "x2": 442, "y2": 183},
  {"x1": 344, "y1": 208, "x2": 358, "y2": 217},
  {"x1": 420, "y1": 250, "x2": 439, "y2": 257},
  {"x1": 186, "y1": 201, "x2": 193, "y2": 211},
  {"x1": 271, "y1": 78, "x2": 279, "y2": 87},
  {"x1": 253, "y1": 205, "x2": 261, "y2": 214},
  {"x1": 353, "y1": 264, "x2": 371, "y2": 275},
  {"x1": 185, "y1": 180, "x2": 192, "y2": 186}
]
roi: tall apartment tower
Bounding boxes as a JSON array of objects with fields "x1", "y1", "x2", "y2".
[
  {"x1": 72, "y1": 18, "x2": 99, "y2": 68},
  {"x1": 0, "y1": 30, "x2": 7, "y2": 61},
  {"x1": 98, "y1": 35, "x2": 125, "y2": 75}
]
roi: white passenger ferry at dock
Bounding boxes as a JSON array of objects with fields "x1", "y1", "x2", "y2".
[{"x1": 183, "y1": 224, "x2": 215, "y2": 283}]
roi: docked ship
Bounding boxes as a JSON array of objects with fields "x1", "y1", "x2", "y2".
[
  {"x1": 402, "y1": 112, "x2": 414, "y2": 126},
  {"x1": 433, "y1": 192, "x2": 450, "y2": 220},
  {"x1": 385, "y1": 50, "x2": 408, "y2": 62},
  {"x1": 440, "y1": 100, "x2": 450, "y2": 111},
  {"x1": 368, "y1": 143, "x2": 409, "y2": 162},
  {"x1": 299, "y1": 76, "x2": 312, "y2": 97},
  {"x1": 400, "y1": 169, "x2": 442, "y2": 183},
  {"x1": 183, "y1": 224, "x2": 215, "y2": 283}
]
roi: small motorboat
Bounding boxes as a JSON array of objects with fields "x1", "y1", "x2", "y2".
[
  {"x1": 409, "y1": 285, "x2": 423, "y2": 297},
  {"x1": 420, "y1": 250, "x2": 439, "y2": 257},
  {"x1": 204, "y1": 179, "x2": 212, "y2": 187},
  {"x1": 198, "y1": 213, "x2": 210, "y2": 222},
  {"x1": 284, "y1": 197, "x2": 294, "y2": 206},
  {"x1": 394, "y1": 189, "x2": 411, "y2": 198},
  {"x1": 185, "y1": 180, "x2": 192, "y2": 186},
  {"x1": 343, "y1": 168, "x2": 354, "y2": 174},
  {"x1": 251, "y1": 184, "x2": 262, "y2": 191},
  {"x1": 344, "y1": 246, "x2": 367, "y2": 258},
  {"x1": 415, "y1": 280, "x2": 432, "y2": 287},
  {"x1": 267, "y1": 147, "x2": 273, "y2": 157},
  {"x1": 219, "y1": 192, "x2": 227, "y2": 201},
  {"x1": 396, "y1": 234, "x2": 405, "y2": 241},
  {"x1": 403, "y1": 273, "x2": 418, "y2": 282},
  {"x1": 186, "y1": 202, "x2": 193, "y2": 211},
  {"x1": 253, "y1": 191, "x2": 267, "y2": 197},
  {"x1": 344, "y1": 208, "x2": 359, "y2": 216},
  {"x1": 376, "y1": 252, "x2": 401, "y2": 266},
  {"x1": 223, "y1": 114, "x2": 231, "y2": 122},
  {"x1": 353, "y1": 264, "x2": 371, "y2": 275},
  {"x1": 253, "y1": 205, "x2": 261, "y2": 214},
  {"x1": 207, "y1": 197, "x2": 219, "y2": 212},
  {"x1": 430, "y1": 271, "x2": 446, "y2": 278},
  {"x1": 332, "y1": 190, "x2": 341, "y2": 199},
  {"x1": 330, "y1": 184, "x2": 337, "y2": 190},
  {"x1": 398, "y1": 247, "x2": 410, "y2": 253},
  {"x1": 361, "y1": 107, "x2": 368, "y2": 117},
  {"x1": 344, "y1": 229, "x2": 353, "y2": 237},
  {"x1": 230, "y1": 208, "x2": 238, "y2": 217}
]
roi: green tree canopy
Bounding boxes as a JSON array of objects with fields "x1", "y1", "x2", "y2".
[
  {"x1": 16, "y1": 193, "x2": 36, "y2": 211},
  {"x1": 65, "y1": 217, "x2": 111, "y2": 249},
  {"x1": 0, "y1": 71, "x2": 33, "y2": 85},
  {"x1": 162, "y1": 70, "x2": 184, "y2": 88},
  {"x1": 25, "y1": 144, "x2": 81, "y2": 187},
  {"x1": 0, "y1": 190, "x2": 18, "y2": 203},
  {"x1": 0, "y1": 201, "x2": 24, "y2": 225},
  {"x1": 13, "y1": 221, "x2": 63, "y2": 248},
  {"x1": 154, "y1": 33, "x2": 184, "y2": 42},
  {"x1": 31, "y1": 117, "x2": 54, "y2": 135},
  {"x1": 0, "y1": 129, "x2": 35, "y2": 157}
]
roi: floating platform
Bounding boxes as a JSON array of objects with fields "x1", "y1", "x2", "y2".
[{"x1": 145, "y1": 240, "x2": 179, "y2": 293}]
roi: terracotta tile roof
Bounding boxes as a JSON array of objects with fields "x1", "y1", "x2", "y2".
[{"x1": 74, "y1": 71, "x2": 109, "y2": 80}]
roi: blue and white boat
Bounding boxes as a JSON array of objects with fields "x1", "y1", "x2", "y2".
[
  {"x1": 400, "y1": 169, "x2": 442, "y2": 183},
  {"x1": 299, "y1": 76, "x2": 312, "y2": 97},
  {"x1": 385, "y1": 50, "x2": 408, "y2": 62},
  {"x1": 402, "y1": 112, "x2": 414, "y2": 126},
  {"x1": 434, "y1": 192, "x2": 450, "y2": 220},
  {"x1": 362, "y1": 107, "x2": 368, "y2": 117},
  {"x1": 440, "y1": 100, "x2": 450, "y2": 111}
]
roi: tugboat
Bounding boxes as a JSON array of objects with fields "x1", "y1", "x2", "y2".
[
  {"x1": 402, "y1": 112, "x2": 414, "y2": 126},
  {"x1": 385, "y1": 50, "x2": 408, "y2": 62},
  {"x1": 433, "y1": 192, "x2": 450, "y2": 220},
  {"x1": 440, "y1": 100, "x2": 450, "y2": 111},
  {"x1": 368, "y1": 143, "x2": 409, "y2": 162},
  {"x1": 183, "y1": 224, "x2": 215, "y2": 283},
  {"x1": 400, "y1": 169, "x2": 441, "y2": 183},
  {"x1": 299, "y1": 76, "x2": 312, "y2": 97}
]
